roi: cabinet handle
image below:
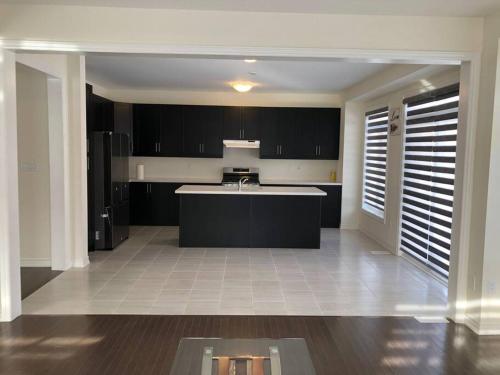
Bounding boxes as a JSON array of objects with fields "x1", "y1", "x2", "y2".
[
  {"x1": 318, "y1": 145, "x2": 321, "y2": 156},
  {"x1": 279, "y1": 145, "x2": 282, "y2": 155},
  {"x1": 158, "y1": 142, "x2": 161, "y2": 152},
  {"x1": 315, "y1": 145, "x2": 318, "y2": 156},
  {"x1": 242, "y1": 128, "x2": 245, "y2": 139},
  {"x1": 239, "y1": 129, "x2": 242, "y2": 139},
  {"x1": 276, "y1": 145, "x2": 279, "y2": 155}
]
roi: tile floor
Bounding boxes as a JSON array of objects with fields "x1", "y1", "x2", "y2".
[{"x1": 22, "y1": 226, "x2": 448, "y2": 316}]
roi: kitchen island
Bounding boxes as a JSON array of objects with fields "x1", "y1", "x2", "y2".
[{"x1": 176, "y1": 185, "x2": 326, "y2": 249}]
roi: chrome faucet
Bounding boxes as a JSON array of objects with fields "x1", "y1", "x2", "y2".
[{"x1": 239, "y1": 177, "x2": 249, "y2": 191}]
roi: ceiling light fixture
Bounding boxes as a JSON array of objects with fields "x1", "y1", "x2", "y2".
[
  {"x1": 231, "y1": 81, "x2": 256, "y2": 93},
  {"x1": 244, "y1": 59, "x2": 257, "y2": 63}
]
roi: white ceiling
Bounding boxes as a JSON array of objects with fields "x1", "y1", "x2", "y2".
[
  {"x1": 85, "y1": 55, "x2": 390, "y2": 93},
  {"x1": 2, "y1": 0, "x2": 500, "y2": 16}
]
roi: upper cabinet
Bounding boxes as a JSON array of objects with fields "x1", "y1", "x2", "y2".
[
  {"x1": 183, "y1": 105, "x2": 223, "y2": 158},
  {"x1": 131, "y1": 104, "x2": 340, "y2": 160},
  {"x1": 222, "y1": 106, "x2": 260, "y2": 140},
  {"x1": 294, "y1": 107, "x2": 340, "y2": 160}
]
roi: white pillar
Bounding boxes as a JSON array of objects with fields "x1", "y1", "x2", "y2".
[
  {"x1": 67, "y1": 55, "x2": 88, "y2": 268},
  {"x1": 0, "y1": 49, "x2": 21, "y2": 321},
  {"x1": 479, "y1": 39, "x2": 500, "y2": 334}
]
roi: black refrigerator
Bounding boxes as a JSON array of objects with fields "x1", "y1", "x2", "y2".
[{"x1": 92, "y1": 131, "x2": 130, "y2": 250}]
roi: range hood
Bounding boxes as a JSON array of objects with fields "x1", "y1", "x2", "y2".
[{"x1": 223, "y1": 139, "x2": 260, "y2": 149}]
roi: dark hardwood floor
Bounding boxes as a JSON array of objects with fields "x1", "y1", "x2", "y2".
[
  {"x1": 21, "y1": 267, "x2": 62, "y2": 299},
  {"x1": 0, "y1": 315, "x2": 498, "y2": 375}
]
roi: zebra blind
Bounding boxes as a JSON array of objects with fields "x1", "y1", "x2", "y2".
[
  {"x1": 400, "y1": 83, "x2": 460, "y2": 278},
  {"x1": 362, "y1": 107, "x2": 389, "y2": 219}
]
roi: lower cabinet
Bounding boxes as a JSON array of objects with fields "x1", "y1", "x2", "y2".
[
  {"x1": 261, "y1": 184, "x2": 342, "y2": 228},
  {"x1": 130, "y1": 182, "x2": 182, "y2": 226},
  {"x1": 131, "y1": 182, "x2": 341, "y2": 228}
]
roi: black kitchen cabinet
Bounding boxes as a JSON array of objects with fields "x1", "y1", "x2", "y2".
[
  {"x1": 242, "y1": 107, "x2": 260, "y2": 140},
  {"x1": 130, "y1": 182, "x2": 152, "y2": 225},
  {"x1": 131, "y1": 103, "x2": 340, "y2": 160},
  {"x1": 132, "y1": 104, "x2": 161, "y2": 156},
  {"x1": 183, "y1": 106, "x2": 223, "y2": 158},
  {"x1": 259, "y1": 107, "x2": 296, "y2": 159},
  {"x1": 316, "y1": 108, "x2": 341, "y2": 160},
  {"x1": 130, "y1": 182, "x2": 183, "y2": 226},
  {"x1": 222, "y1": 106, "x2": 242, "y2": 140},
  {"x1": 159, "y1": 105, "x2": 184, "y2": 156},
  {"x1": 222, "y1": 106, "x2": 260, "y2": 140},
  {"x1": 114, "y1": 102, "x2": 133, "y2": 153},
  {"x1": 261, "y1": 183, "x2": 342, "y2": 228},
  {"x1": 130, "y1": 181, "x2": 220, "y2": 226}
]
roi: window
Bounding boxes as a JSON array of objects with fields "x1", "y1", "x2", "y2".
[
  {"x1": 399, "y1": 83, "x2": 459, "y2": 279},
  {"x1": 362, "y1": 106, "x2": 389, "y2": 219}
]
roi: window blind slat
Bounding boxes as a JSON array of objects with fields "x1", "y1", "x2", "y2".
[{"x1": 400, "y1": 85, "x2": 459, "y2": 278}]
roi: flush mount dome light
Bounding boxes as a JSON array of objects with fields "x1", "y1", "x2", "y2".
[
  {"x1": 244, "y1": 59, "x2": 257, "y2": 63},
  {"x1": 231, "y1": 81, "x2": 256, "y2": 93}
]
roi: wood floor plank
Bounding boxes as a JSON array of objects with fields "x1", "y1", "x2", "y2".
[{"x1": 0, "y1": 315, "x2": 499, "y2": 375}]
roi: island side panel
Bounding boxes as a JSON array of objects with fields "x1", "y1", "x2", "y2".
[
  {"x1": 179, "y1": 194, "x2": 251, "y2": 247},
  {"x1": 250, "y1": 196, "x2": 322, "y2": 249}
]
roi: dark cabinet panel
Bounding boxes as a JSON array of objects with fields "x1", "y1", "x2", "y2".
[
  {"x1": 316, "y1": 108, "x2": 341, "y2": 160},
  {"x1": 222, "y1": 106, "x2": 242, "y2": 140},
  {"x1": 132, "y1": 104, "x2": 161, "y2": 156},
  {"x1": 295, "y1": 108, "x2": 317, "y2": 159},
  {"x1": 242, "y1": 107, "x2": 260, "y2": 140},
  {"x1": 259, "y1": 108, "x2": 296, "y2": 159},
  {"x1": 261, "y1": 184, "x2": 342, "y2": 228},
  {"x1": 159, "y1": 105, "x2": 184, "y2": 156},
  {"x1": 130, "y1": 182, "x2": 152, "y2": 225},
  {"x1": 183, "y1": 106, "x2": 223, "y2": 158},
  {"x1": 151, "y1": 182, "x2": 183, "y2": 226},
  {"x1": 114, "y1": 103, "x2": 133, "y2": 141},
  {"x1": 259, "y1": 107, "x2": 280, "y2": 158}
]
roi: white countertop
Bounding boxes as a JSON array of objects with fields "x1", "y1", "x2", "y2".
[
  {"x1": 130, "y1": 177, "x2": 341, "y2": 186},
  {"x1": 175, "y1": 185, "x2": 327, "y2": 196}
]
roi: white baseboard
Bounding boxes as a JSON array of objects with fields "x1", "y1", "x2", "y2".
[
  {"x1": 358, "y1": 228, "x2": 395, "y2": 254},
  {"x1": 20, "y1": 258, "x2": 51, "y2": 267},
  {"x1": 465, "y1": 315, "x2": 500, "y2": 335}
]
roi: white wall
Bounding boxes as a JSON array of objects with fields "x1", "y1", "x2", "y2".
[
  {"x1": 16, "y1": 63, "x2": 52, "y2": 267},
  {"x1": 92, "y1": 86, "x2": 343, "y2": 182},
  {"x1": 358, "y1": 68, "x2": 460, "y2": 252}
]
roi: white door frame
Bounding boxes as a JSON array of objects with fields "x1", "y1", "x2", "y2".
[{"x1": 0, "y1": 41, "x2": 481, "y2": 324}]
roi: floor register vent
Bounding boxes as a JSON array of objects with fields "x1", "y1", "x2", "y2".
[{"x1": 170, "y1": 338, "x2": 316, "y2": 375}]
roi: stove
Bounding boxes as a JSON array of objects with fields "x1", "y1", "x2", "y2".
[{"x1": 221, "y1": 167, "x2": 260, "y2": 187}]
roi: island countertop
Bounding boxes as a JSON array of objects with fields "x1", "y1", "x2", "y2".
[{"x1": 175, "y1": 185, "x2": 327, "y2": 196}]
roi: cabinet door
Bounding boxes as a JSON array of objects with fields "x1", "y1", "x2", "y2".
[
  {"x1": 182, "y1": 106, "x2": 205, "y2": 157},
  {"x1": 259, "y1": 108, "x2": 280, "y2": 158},
  {"x1": 276, "y1": 108, "x2": 297, "y2": 158},
  {"x1": 150, "y1": 183, "x2": 183, "y2": 225},
  {"x1": 222, "y1": 106, "x2": 242, "y2": 140},
  {"x1": 294, "y1": 108, "x2": 317, "y2": 159},
  {"x1": 319, "y1": 185, "x2": 342, "y2": 228},
  {"x1": 200, "y1": 106, "x2": 223, "y2": 158},
  {"x1": 159, "y1": 105, "x2": 184, "y2": 156},
  {"x1": 114, "y1": 102, "x2": 133, "y2": 139},
  {"x1": 316, "y1": 108, "x2": 340, "y2": 160},
  {"x1": 132, "y1": 104, "x2": 160, "y2": 156},
  {"x1": 130, "y1": 182, "x2": 152, "y2": 225},
  {"x1": 241, "y1": 107, "x2": 260, "y2": 140}
]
